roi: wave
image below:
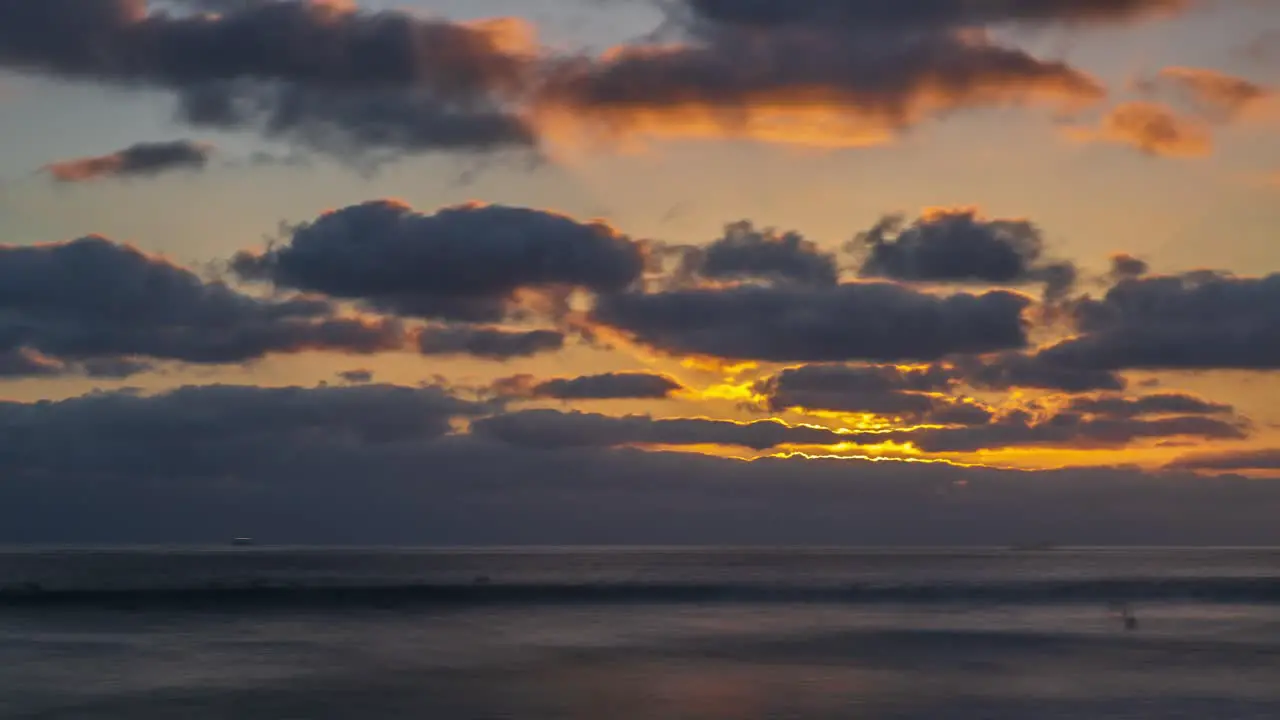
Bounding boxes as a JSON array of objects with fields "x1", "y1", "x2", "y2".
[{"x1": 4, "y1": 577, "x2": 1280, "y2": 609}]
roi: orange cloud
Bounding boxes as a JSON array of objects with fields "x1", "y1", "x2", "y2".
[
  {"x1": 461, "y1": 16, "x2": 543, "y2": 60},
  {"x1": 45, "y1": 156, "x2": 127, "y2": 182},
  {"x1": 533, "y1": 28, "x2": 1103, "y2": 151},
  {"x1": 1066, "y1": 101, "x2": 1213, "y2": 158},
  {"x1": 1136, "y1": 66, "x2": 1275, "y2": 121}
]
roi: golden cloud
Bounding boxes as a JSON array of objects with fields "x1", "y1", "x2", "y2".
[{"x1": 1065, "y1": 101, "x2": 1213, "y2": 158}]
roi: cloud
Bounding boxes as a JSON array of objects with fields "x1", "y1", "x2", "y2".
[
  {"x1": 0, "y1": 382, "x2": 487, "y2": 480},
  {"x1": 889, "y1": 407, "x2": 1248, "y2": 453},
  {"x1": 523, "y1": 371, "x2": 687, "y2": 400},
  {"x1": 0, "y1": 0, "x2": 538, "y2": 158},
  {"x1": 417, "y1": 325, "x2": 565, "y2": 361},
  {"x1": 0, "y1": 348, "x2": 64, "y2": 378},
  {"x1": 1135, "y1": 66, "x2": 1274, "y2": 121},
  {"x1": 674, "y1": 221, "x2": 839, "y2": 287},
  {"x1": 78, "y1": 357, "x2": 157, "y2": 379},
  {"x1": 42, "y1": 140, "x2": 213, "y2": 182},
  {"x1": 742, "y1": 377, "x2": 1247, "y2": 452},
  {"x1": 1033, "y1": 271, "x2": 1280, "y2": 370},
  {"x1": 1108, "y1": 253, "x2": 1150, "y2": 280},
  {"x1": 1067, "y1": 101, "x2": 1213, "y2": 157},
  {"x1": 757, "y1": 363, "x2": 993, "y2": 425},
  {"x1": 954, "y1": 351, "x2": 1127, "y2": 392},
  {"x1": 0, "y1": 0, "x2": 1200, "y2": 163},
  {"x1": 0, "y1": 235, "x2": 404, "y2": 377},
  {"x1": 177, "y1": 81, "x2": 536, "y2": 159},
  {"x1": 677, "y1": 0, "x2": 1190, "y2": 29},
  {"x1": 337, "y1": 369, "x2": 374, "y2": 384},
  {"x1": 1242, "y1": 29, "x2": 1280, "y2": 64},
  {"x1": 854, "y1": 208, "x2": 1077, "y2": 301},
  {"x1": 0, "y1": 0, "x2": 1141, "y2": 160},
  {"x1": 232, "y1": 200, "x2": 646, "y2": 321},
  {"x1": 1, "y1": 383, "x2": 1279, "y2": 545},
  {"x1": 473, "y1": 409, "x2": 846, "y2": 449},
  {"x1": 1065, "y1": 392, "x2": 1234, "y2": 419},
  {"x1": 763, "y1": 363, "x2": 956, "y2": 397},
  {"x1": 591, "y1": 283, "x2": 1031, "y2": 363},
  {"x1": 1168, "y1": 448, "x2": 1280, "y2": 472},
  {"x1": 536, "y1": 22, "x2": 1104, "y2": 149}
]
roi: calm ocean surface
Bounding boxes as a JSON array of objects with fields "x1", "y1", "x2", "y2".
[{"x1": 3, "y1": 547, "x2": 1280, "y2": 719}]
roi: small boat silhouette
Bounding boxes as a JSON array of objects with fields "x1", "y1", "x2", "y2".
[{"x1": 230, "y1": 537, "x2": 255, "y2": 547}]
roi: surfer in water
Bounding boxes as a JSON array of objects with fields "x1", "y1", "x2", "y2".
[{"x1": 1110, "y1": 602, "x2": 1139, "y2": 630}]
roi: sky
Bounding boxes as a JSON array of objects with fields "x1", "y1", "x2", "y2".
[{"x1": 1, "y1": 0, "x2": 1279, "y2": 545}]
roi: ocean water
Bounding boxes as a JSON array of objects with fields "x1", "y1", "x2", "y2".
[{"x1": 3, "y1": 548, "x2": 1280, "y2": 719}]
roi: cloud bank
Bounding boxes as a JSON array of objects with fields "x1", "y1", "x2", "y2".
[{"x1": 0, "y1": 381, "x2": 1275, "y2": 546}]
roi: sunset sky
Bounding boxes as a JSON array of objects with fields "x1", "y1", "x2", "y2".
[{"x1": 1, "y1": 0, "x2": 1279, "y2": 545}]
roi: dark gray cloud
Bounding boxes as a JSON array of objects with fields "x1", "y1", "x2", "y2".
[
  {"x1": 177, "y1": 81, "x2": 535, "y2": 159},
  {"x1": 591, "y1": 283, "x2": 1031, "y2": 363},
  {"x1": 473, "y1": 410, "x2": 847, "y2": 450},
  {"x1": 678, "y1": 0, "x2": 1189, "y2": 29},
  {"x1": 855, "y1": 209, "x2": 1077, "y2": 302},
  {"x1": 0, "y1": 0, "x2": 536, "y2": 157},
  {"x1": 954, "y1": 351, "x2": 1127, "y2": 392},
  {"x1": 677, "y1": 221, "x2": 839, "y2": 287},
  {"x1": 1168, "y1": 448, "x2": 1280, "y2": 472},
  {"x1": 757, "y1": 364, "x2": 993, "y2": 425},
  {"x1": 539, "y1": 18, "x2": 1104, "y2": 147},
  {"x1": 0, "y1": 235, "x2": 404, "y2": 377},
  {"x1": 1066, "y1": 392, "x2": 1233, "y2": 419},
  {"x1": 0, "y1": 349, "x2": 63, "y2": 378},
  {"x1": 233, "y1": 200, "x2": 646, "y2": 322},
  {"x1": 42, "y1": 140, "x2": 213, "y2": 182},
  {"x1": 79, "y1": 357, "x2": 157, "y2": 379},
  {"x1": 0, "y1": 382, "x2": 486, "y2": 480},
  {"x1": 1, "y1": 383, "x2": 1278, "y2": 545},
  {"x1": 888, "y1": 408, "x2": 1249, "y2": 453},
  {"x1": 417, "y1": 325, "x2": 565, "y2": 361},
  {"x1": 529, "y1": 371, "x2": 686, "y2": 400},
  {"x1": 337, "y1": 369, "x2": 374, "y2": 384},
  {"x1": 1034, "y1": 271, "x2": 1280, "y2": 370},
  {"x1": 0, "y1": 348, "x2": 151, "y2": 379},
  {"x1": 1108, "y1": 253, "x2": 1150, "y2": 280}
]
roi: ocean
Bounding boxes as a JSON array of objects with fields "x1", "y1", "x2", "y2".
[{"x1": 3, "y1": 547, "x2": 1280, "y2": 719}]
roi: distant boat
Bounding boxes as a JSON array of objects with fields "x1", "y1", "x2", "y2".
[{"x1": 230, "y1": 537, "x2": 255, "y2": 547}]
